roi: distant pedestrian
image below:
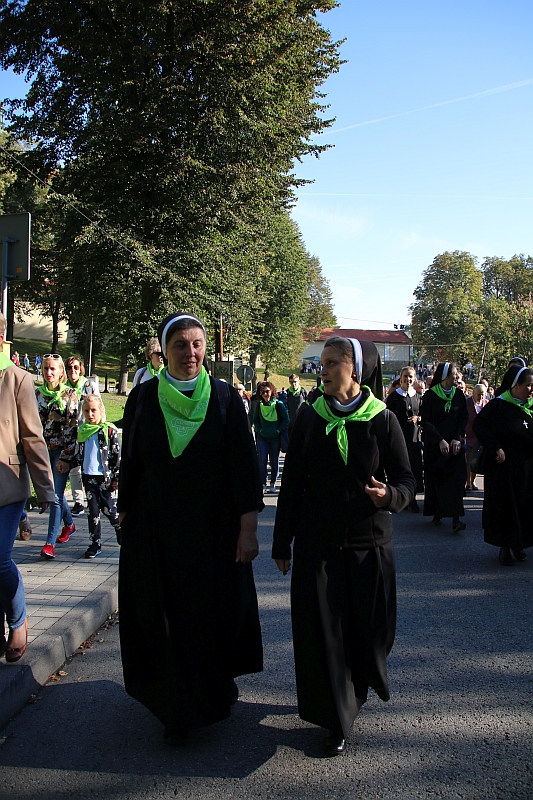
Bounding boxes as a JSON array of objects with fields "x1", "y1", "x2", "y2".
[
  {"x1": 75, "y1": 395, "x2": 121, "y2": 558},
  {"x1": 286, "y1": 374, "x2": 308, "y2": 420},
  {"x1": 11, "y1": 351, "x2": 20, "y2": 367},
  {"x1": 386, "y1": 366, "x2": 423, "y2": 512},
  {"x1": 132, "y1": 337, "x2": 164, "y2": 388},
  {"x1": 65, "y1": 356, "x2": 100, "y2": 516},
  {"x1": 253, "y1": 381, "x2": 289, "y2": 493},
  {"x1": 35, "y1": 355, "x2": 42, "y2": 379},
  {"x1": 235, "y1": 383, "x2": 250, "y2": 414},
  {"x1": 465, "y1": 384, "x2": 487, "y2": 491},
  {"x1": 0, "y1": 313, "x2": 55, "y2": 663},
  {"x1": 23, "y1": 353, "x2": 30, "y2": 371}
]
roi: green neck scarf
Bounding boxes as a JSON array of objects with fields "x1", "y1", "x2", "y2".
[
  {"x1": 67, "y1": 377, "x2": 84, "y2": 399},
  {"x1": 78, "y1": 421, "x2": 117, "y2": 444},
  {"x1": 38, "y1": 382, "x2": 68, "y2": 411},
  {"x1": 260, "y1": 399, "x2": 278, "y2": 421},
  {"x1": 500, "y1": 390, "x2": 533, "y2": 417},
  {"x1": 288, "y1": 385, "x2": 301, "y2": 396},
  {"x1": 431, "y1": 383, "x2": 456, "y2": 412},
  {"x1": 313, "y1": 388, "x2": 386, "y2": 465},
  {"x1": 158, "y1": 366, "x2": 211, "y2": 457},
  {"x1": 147, "y1": 361, "x2": 164, "y2": 378},
  {"x1": 0, "y1": 352, "x2": 13, "y2": 371}
]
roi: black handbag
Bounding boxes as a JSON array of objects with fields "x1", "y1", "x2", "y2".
[{"x1": 468, "y1": 441, "x2": 486, "y2": 474}]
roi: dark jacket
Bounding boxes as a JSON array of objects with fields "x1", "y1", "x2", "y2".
[
  {"x1": 286, "y1": 387, "x2": 308, "y2": 419},
  {"x1": 253, "y1": 399, "x2": 289, "y2": 440}
]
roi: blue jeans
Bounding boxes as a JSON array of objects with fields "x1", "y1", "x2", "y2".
[
  {"x1": 47, "y1": 449, "x2": 74, "y2": 545},
  {"x1": 256, "y1": 435, "x2": 281, "y2": 486},
  {"x1": 0, "y1": 500, "x2": 27, "y2": 632}
]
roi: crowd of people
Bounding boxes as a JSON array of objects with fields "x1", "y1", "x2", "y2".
[{"x1": 1, "y1": 308, "x2": 531, "y2": 758}]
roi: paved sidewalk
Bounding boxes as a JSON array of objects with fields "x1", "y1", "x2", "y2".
[{"x1": 0, "y1": 499, "x2": 119, "y2": 727}]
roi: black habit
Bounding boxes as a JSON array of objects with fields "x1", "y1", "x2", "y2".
[
  {"x1": 272, "y1": 394, "x2": 415, "y2": 737},
  {"x1": 420, "y1": 387, "x2": 468, "y2": 517},
  {"x1": 473, "y1": 397, "x2": 533, "y2": 550},
  {"x1": 118, "y1": 377, "x2": 264, "y2": 735},
  {"x1": 385, "y1": 389, "x2": 424, "y2": 493}
]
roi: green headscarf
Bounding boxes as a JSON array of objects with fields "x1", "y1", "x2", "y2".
[
  {"x1": 260, "y1": 399, "x2": 279, "y2": 422},
  {"x1": 313, "y1": 388, "x2": 386, "y2": 465},
  {"x1": 431, "y1": 383, "x2": 456, "y2": 412},
  {"x1": 158, "y1": 366, "x2": 211, "y2": 457},
  {"x1": 499, "y1": 390, "x2": 533, "y2": 418},
  {"x1": 147, "y1": 361, "x2": 164, "y2": 378},
  {"x1": 78, "y1": 421, "x2": 118, "y2": 444},
  {"x1": 0, "y1": 352, "x2": 13, "y2": 371},
  {"x1": 38, "y1": 382, "x2": 69, "y2": 412}
]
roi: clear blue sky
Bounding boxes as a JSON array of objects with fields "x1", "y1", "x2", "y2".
[
  {"x1": 2, "y1": 1, "x2": 532, "y2": 330},
  {"x1": 292, "y1": 0, "x2": 533, "y2": 328}
]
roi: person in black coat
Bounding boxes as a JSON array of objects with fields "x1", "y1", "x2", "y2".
[
  {"x1": 385, "y1": 365, "x2": 423, "y2": 512},
  {"x1": 272, "y1": 336, "x2": 415, "y2": 757},
  {"x1": 286, "y1": 374, "x2": 308, "y2": 419},
  {"x1": 420, "y1": 361, "x2": 468, "y2": 533},
  {"x1": 473, "y1": 365, "x2": 533, "y2": 566},
  {"x1": 118, "y1": 312, "x2": 264, "y2": 744}
]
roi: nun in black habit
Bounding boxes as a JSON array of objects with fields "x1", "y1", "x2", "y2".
[
  {"x1": 420, "y1": 362, "x2": 468, "y2": 533},
  {"x1": 385, "y1": 365, "x2": 424, "y2": 511},
  {"x1": 473, "y1": 365, "x2": 533, "y2": 566},
  {"x1": 118, "y1": 313, "x2": 264, "y2": 744},
  {"x1": 272, "y1": 336, "x2": 415, "y2": 756}
]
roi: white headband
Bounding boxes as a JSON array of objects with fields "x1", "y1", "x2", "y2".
[
  {"x1": 442, "y1": 362, "x2": 450, "y2": 380},
  {"x1": 511, "y1": 366, "x2": 528, "y2": 388},
  {"x1": 347, "y1": 338, "x2": 363, "y2": 384},
  {"x1": 160, "y1": 314, "x2": 205, "y2": 357}
]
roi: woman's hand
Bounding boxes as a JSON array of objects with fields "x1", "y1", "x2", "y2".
[
  {"x1": 275, "y1": 559, "x2": 291, "y2": 575},
  {"x1": 365, "y1": 476, "x2": 392, "y2": 508},
  {"x1": 495, "y1": 448, "x2": 506, "y2": 464},
  {"x1": 439, "y1": 439, "x2": 449, "y2": 455},
  {"x1": 236, "y1": 511, "x2": 259, "y2": 562},
  {"x1": 38, "y1": 502, "x2": 49, "y2": 514},
  {"x1": 56, "y1": 459, "x2": 70, "y2": 474},
  {"x1": 407, "y1": 415, "x2": 419, "y2": 425},
  {"x1": 450, "y1": 439, "x2": 462, "y2": 455}
]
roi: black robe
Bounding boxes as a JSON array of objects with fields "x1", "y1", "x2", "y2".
[
  {"x1": 385, "y1": 389, "x2": 424, "y2": 493},
  {"x1": 420, "y1": 388, "x2": 468, "y2": 517},
  {"x1": 473, "y1": 397, "x2": 533, "y2": 550},
  {"x1": 118, "y1": 377, "x2": 264, "y2": 734},
  {"x1": 272, "y1": 396, "x2": 415, "y2": 737}
]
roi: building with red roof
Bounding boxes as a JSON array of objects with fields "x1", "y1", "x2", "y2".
[{"x1": 301, "y1": 328, "x2": 413, "y2": 374}]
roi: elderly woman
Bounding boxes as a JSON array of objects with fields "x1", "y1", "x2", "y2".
[
  {"x1": 131, "y1": 336, "x2": 165, "y2": 388},
  {"x1": 36, "y1": 355, "x2": 80, "y2": 560},
  {"x1": 473, "y1": 365, "x2": 533, "y2": 566},
  {"x1": 65, "y1": 355, "x2": 100, "y2": 516},
  {"x1": 465, "y1": 383, "x2": 487, "y2": 490},
  {"x1": 118, "y1": 312, "x2": 264, "y2": 744},
  {"x1": 0, "y1": 314, "x2": 55, "y2": 661},
  {"x1": 385, "y1": 366, "x2": 423, "y2": 512},
  {"x1": 252, "y1": 381, "x2": 289, "y2": 494},
  {"x1": 272, "y1": 336, "x2": 415, "y2": 756},
  {"x1": 420, "y1": 362, "x2": 468, "y2": 533}
]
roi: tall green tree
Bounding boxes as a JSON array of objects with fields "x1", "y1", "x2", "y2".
[
  {"x1": 303, "y1": 253, "x2": 337, "y2": 341},
  {"x1": 410, "y1": 251, "x2": 484, "y2": 367}
]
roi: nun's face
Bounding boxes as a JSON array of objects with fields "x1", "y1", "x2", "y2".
[
  {"x1": 441, "y1": 366, "x2": 458, "y2": 390},
  {"x1": 400, "y1": 370, "x2": 415, "y2": 392},
  {"x1": 321, "y1": 346, "x2": 359, "y2": 401},
  {"x1": 166, "y1": 327, "x2": 206, "y2": 381}
]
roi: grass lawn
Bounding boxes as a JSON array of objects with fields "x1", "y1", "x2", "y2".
[{"x1": 11, "y1": 337, "x2": 123, "y2": 383}]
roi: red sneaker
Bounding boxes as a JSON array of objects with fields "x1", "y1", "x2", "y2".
[
  {"x1": 57, "y1": 523, "x2": 76, "y2": 543},
  {"x1": 40, "y1": 544, "x2": 56, "y2": 559}
]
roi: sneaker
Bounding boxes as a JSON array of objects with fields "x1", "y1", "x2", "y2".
[
  {"x1": 85, "y1": 540, "x2": 101, "y2": 559},
  {"x1": 19, "y1": 518, "x2": 33, "y2": 541},
  {"x1": 71, "y1": 503, "x2": 85, "y2": 516},
  {"x1": 40, "y1": 543, "x2": 56, "y2": 560},
  {"x1": 57, "y1": 523, "x2": 76, "y2": 543}
]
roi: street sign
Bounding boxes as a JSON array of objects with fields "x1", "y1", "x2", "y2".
[
  {"x1": 212, "y1": 360, "x2": 234, "y2": 381},
  {"x1": 236, "y1": 364, "x2": 255, "y2": 384},
  {"x1": 0, "y1": 213, "x2": 31, "y2": 280}
]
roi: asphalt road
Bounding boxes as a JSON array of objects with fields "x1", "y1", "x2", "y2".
[{"x1": 1, "y1": 490, "x2": 532, "y2": 800}]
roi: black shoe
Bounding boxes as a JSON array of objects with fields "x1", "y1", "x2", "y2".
[
  {"x1": 512, "y1": 549, "x2": 527, "y2": 562},
  {"x1": 324, "y1": 731, "x2": 346, "y2": 757},
  {"x1": 72, "y1": 503, "x2": 85, "y2": 516},
  {"x1": 432, "y1": 515, "x2": 442, "y2": 526},
  {"x1": 115, "y1": 526, "x2": 122, "y2": 545},
  {"x1": 452, "y1": 519, "x2": 466, "y2": 533},
  {"x1": 85, "y1": 540, "x2": 101, "y2": 559}
]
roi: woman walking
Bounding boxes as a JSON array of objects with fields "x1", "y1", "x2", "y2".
[
  {"x1": 473, "y1": 365, "x2": 533, "y2": 566},
  {"x1": 420, "y1": 362, "x2": 468, "y2": 533},
  {"x1": 465, "y1": 383, "x2": 487, "y2": 490},
  {"x1": 272, "y1": 336, "x2": 415, "y2": 756},
  {"x1": 252, "y1": 381, "x2": 289, "y2": 493},
  {"x1": 385, "y1": 366, "x2": 423, "y2": 512}
]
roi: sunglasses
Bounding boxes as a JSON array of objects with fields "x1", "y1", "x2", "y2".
[
  {"x1": 153, "y1": 352, "x2": 163, "y2": 357},
  {"x1": 43, "y1": 354, "x2": 61, "y2": 359},
  {"x1": 261, "y1": 389, "x2": 271, "y2": 394}
]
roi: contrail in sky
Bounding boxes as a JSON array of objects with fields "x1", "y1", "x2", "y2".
[{"x1": 329, "y1": 78, "x2": 533, "y2": 134}]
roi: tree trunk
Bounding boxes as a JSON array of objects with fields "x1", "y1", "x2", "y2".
[
  {"x1": 51, "y1": 298, "x2": 61, "y2": 353},
  {"x1": 118, "y1": 349, "x2": 129, "y2": 395}
]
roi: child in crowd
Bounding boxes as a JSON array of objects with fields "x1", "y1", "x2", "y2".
[{"x1": 75, "y1": 395, "x2": 121, "y2": 558}]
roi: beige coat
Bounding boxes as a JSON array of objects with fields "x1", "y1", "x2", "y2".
[{"x1": 0, "y1": 363, "x2": 55, "y2": 508}]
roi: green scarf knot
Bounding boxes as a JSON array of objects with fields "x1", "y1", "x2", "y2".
[
  {"x1": 260, "y1": 399, "x2": 279, "y2": 422},
  {"x1": 38, "y1": 382, "x2": 69, "y2": 412},
  {"x1": 431, "y1": 383, "x2": 456, "y2": 412},
  {"x1": 312, "y1": 388, "x2": 386, "y2": 465},
  {"x1": 287, "y1": 386, "x2": 300, "y2": 396},
  {"x1": 147, "y1": 361, "x2": 164, "y2": 378},
  {"x1": 158, "y1": 366, "x2": 211, "y2": 457},
  {"x1": 499, "y1": 390, "x2": 533, "y2": 417},
  {"x1": 78, "y1": 421, "x2": 117, "y2": 444}
]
